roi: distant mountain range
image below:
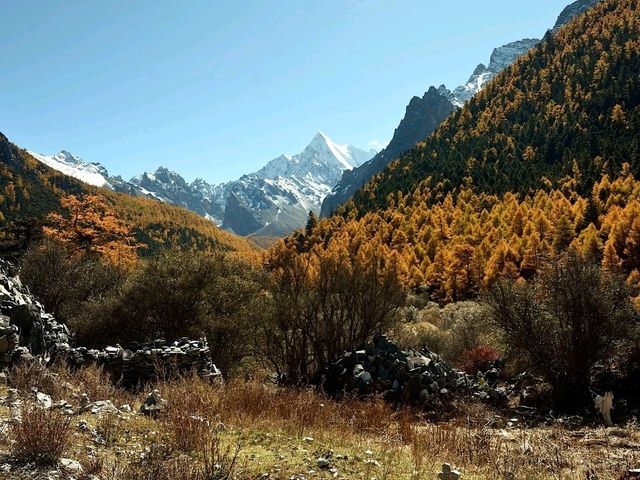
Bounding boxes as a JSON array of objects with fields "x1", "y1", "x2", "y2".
[
  {"x1": 320, "y1": 0, "x2": 601, "y2": 217},
  {"x1": 28, "y1": 0, "x2": 599, "y2": 236},
  {"x1": 30, "y1": 132, "x2": 374, "y2": 237}
]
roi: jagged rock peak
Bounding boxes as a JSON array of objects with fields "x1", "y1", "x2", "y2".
[{"x1": 553, "y1": 0, "x2": 601, "y2": 31}]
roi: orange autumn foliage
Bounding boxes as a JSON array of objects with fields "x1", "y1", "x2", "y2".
[
  {"x1": 44, "y1": 194, "x2": 142, "y2": 267},
  {"x1": 280, "y1": 171, "x2": 640, "y2": 302}
]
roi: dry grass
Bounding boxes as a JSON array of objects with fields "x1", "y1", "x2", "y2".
[
  {"x1": 63, "y1": 363, "x2": 134, "y2": 405},
  {"x1": 10, "y1": 403, "x2": 72, "y2": 465},
  {"x1": 8, "y1": 361, "x2": 135, "y2": 406},
  {"x1": 158, "y1": 374, "x2": 397, "y2": 443},
  {"x1": 8, "y1": 361, "x2": 66, "y2": 399},
  {"x1": 2, "y1": 369, "x2": 640, "y2": 479},
  {"x1": 95, "y1": 412, "x2": 125, "y2": 446},
  {"x1": 98, "y1": 436, "x2": 241, "y2": 480}
]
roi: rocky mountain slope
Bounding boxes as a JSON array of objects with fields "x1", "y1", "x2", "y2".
[
  {"x1": 447, "y1": 38, "x2": 540, "y2": 107},
  {"x1": 321, "y1": 87, "x2": 456, "y2": 217},
  {"x1": 553, "y1": 0, "x2": 601, "y2": 30},
  {"x1": 320, "y1": 0, "x2": 601, "y2": 217},
  {"x1": 0, "y1": 133, "x2": 259, "y2": 256}
]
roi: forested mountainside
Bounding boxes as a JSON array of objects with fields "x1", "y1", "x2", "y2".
[
  {"x1": 350, "y1": 0, "x2": 638, "y2": 214},
  {"x1": 320, "y1": 0, "x2": 602, "y2": 217},
  {"x1": 0, "y1": 133, "x2": 259, "y2": 256},
  {"x1": 278, "y1": 0, "x2": 640, "y2": 300}
]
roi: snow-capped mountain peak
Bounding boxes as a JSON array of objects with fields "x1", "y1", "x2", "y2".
[
  {"x1": 219, "y1": 132, "x2": 375, "y2": 235},
  {"x1": 28, "y1": 150, "x2": 112, "y2": 188},
  {"x1": 29, "y1": 131, "x2": 371, "y2": 237},
  {"x1": 304, "y1": 131, "x2": 370, "y2": 171},
  {"x1": 255, "y1": 154, "x2": 295, "y2": 179}
]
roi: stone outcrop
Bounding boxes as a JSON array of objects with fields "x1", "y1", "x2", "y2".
[
  {"x1": 0, "y1": 261, "x2": 72, "y2": 361},
  {"x1": 0, "y1": 260, "x2": 221, "y2": 385}
]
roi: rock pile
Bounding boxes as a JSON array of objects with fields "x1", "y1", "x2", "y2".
[
  {"x1": 65, "y1": 338, "x2": 222, "y2": 386},
  {"x1": 140, "y1": 389, "x2": 167, "y2": 415},
  {"x1": 0, "y1": 260, "x2": 221, "y2": 384},
  {"x1": 316, "y1": 335, "x2": 504, "y2": 408}
]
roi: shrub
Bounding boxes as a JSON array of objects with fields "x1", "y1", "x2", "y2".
[
  {"x1": 20, "y1": 237, "x2": 124, "y2": 321},
  {"x1": 11, "y1": 403, "x2": 72, "y2": 465},
  {"x1": 484, "y1": 251, "x2": 639, "y2": 411},
  {"x1": 390, "y1": 301, "x2": 495, "y2": 366},
  {"x1": 73, "y1": 250, "x2": 269, "y2": 376},
  {"x1": 259, "y1": 237, "x2": 405, "y2": 384},
  {"x1": 458, "y1": 345, "x2": 501, "y2": 374}
]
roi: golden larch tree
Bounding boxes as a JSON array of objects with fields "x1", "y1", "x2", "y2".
[{"x1": 44, "y1": 194, "x2": 142, "y2": 267}]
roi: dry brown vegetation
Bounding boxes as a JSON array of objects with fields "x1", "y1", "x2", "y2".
[
  {"x1": 10, "y1": 403, "x2": 72, "y2": 466},
  {"x1": 1, "y1": 367, "x2": 639, "y2": 479}
]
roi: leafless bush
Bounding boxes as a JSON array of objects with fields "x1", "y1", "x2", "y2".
[
  {"x1": 96, "y1": 412, "x2": 124, "y2": 446},
  {"x1": 259, "y1": 241, "x2": 405, "y2": 384},
  {"x1": 485, "y1": 251, "x2": 639, "y2": 410},
  {"x1": 10, "y1": 403, "x2": 72, "y2": 465},
  {"x1": 121, "y1": 435, "x2": 241, "y2": 480},
  {"x1": 8, "y1": 361, "x2": 65, "y2": 400}
]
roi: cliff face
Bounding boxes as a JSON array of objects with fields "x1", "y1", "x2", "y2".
[{"x1": 320, "y1": 87, "x2": 455, "y2": 217}]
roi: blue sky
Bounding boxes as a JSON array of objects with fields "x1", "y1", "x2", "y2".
[{"x1": 0, "y1": 1, "x2": 566, "y2": 184}]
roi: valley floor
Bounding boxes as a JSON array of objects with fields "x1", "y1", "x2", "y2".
[{"x1": 0, "y1": 366, "x2": 638, "y2": 480}]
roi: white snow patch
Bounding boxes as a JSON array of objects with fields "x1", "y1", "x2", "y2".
[{"x1": 28, "y1": 151, "x2": 111, "y2": 188}]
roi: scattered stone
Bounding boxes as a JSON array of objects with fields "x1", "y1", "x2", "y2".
[
  {"x1": 59, "y1": 457, "x2": 83, "y2": 473},
  {"x1": 89, "y1": 400, "x2": 119, "y2": 415},
  {"x1": 52, "y1": 399, "x2": 74, "y2": 415},
  {"x1": 3, "y1": 388, "x2": 20, "y2": 407},
  {"x1": 438, "y1": 463, "x2": 461, "y2": 480},
  {"x1": 317, "y1": 457, "x2": 330, "y2": 469},
  {"x1": 140, "y1": 389, "x2": 166, "y2": 415},
  {"x1": 35, "y1": 391, "x2": 52, "y2": 408},
  {"x1": 302, "y1": 436, "x2": 314, "y2": 443},
  {"x1": 78, "y1": 393, "x2": 91, "y2": 412}
]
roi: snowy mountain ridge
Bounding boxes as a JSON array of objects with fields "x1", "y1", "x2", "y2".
[
  {"x1": 30, "y1": 132, "x2": 374, "y2": 237},
  {"x1": 447, "y1": 38, "x2": 541, "y2": 107}
]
